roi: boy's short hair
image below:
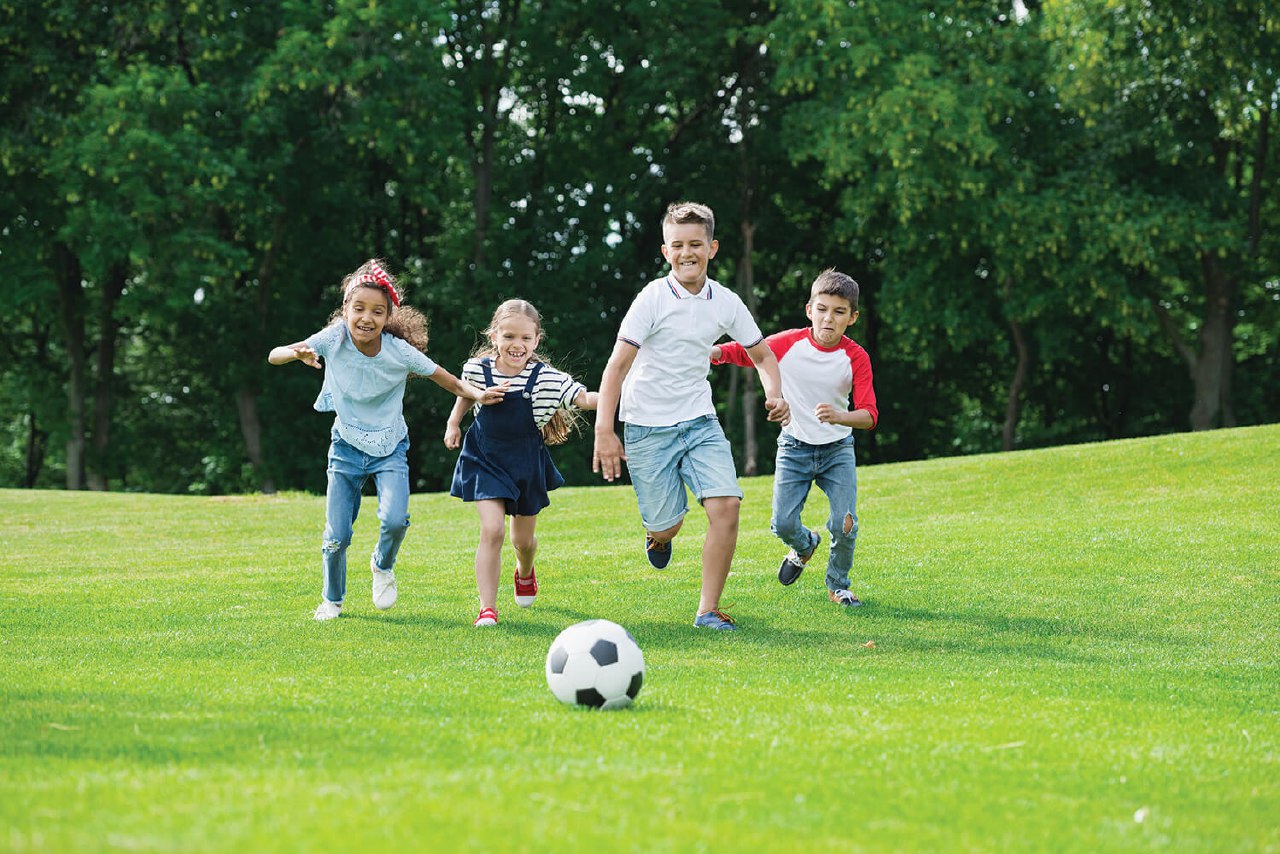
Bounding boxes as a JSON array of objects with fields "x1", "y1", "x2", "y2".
[
  {"x1": 809, "y1": 268, "x2": 860, "y2": 310},
  {"x1": 662, "y1": 201, "x2": 715, "y2": 242}
]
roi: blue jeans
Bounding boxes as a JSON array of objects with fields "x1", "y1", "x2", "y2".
[
  {"x1": 321, "y1": 430, "x2": 411, "y2": 604},
  {"x1": 624, "y1": 415, "x2": 743, "y2": 532},
  {"x1": 771, "y1": 434, "x2": 859, "y2": 591}
]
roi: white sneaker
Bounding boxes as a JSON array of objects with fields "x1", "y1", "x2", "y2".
[
  {"x1": 372, "y1": 558, "x2": 398, "y2": 610},
  {"x1": 313, "y1": 600, "x2": 342, "y2": 621}
]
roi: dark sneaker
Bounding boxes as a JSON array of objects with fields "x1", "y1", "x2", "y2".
[
  {"x1": 645, "y1": 535, "x2": 673, "y2": 570},
  {"x1": 513, "y1": 567, "x2": 538, "y2": 608},
  {"x1": 778, "y1": 530, "x2": 821, "y2": 586},
  {"x1": 693, "y1": 608, "x2": 737, "y2": 630},
  {"x1": 829, "y1": 588, "x2": 863, "y2": 608}
]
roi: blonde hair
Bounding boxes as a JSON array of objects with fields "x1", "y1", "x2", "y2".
[
  {"x1": 327, "y1": 258, "x2": 430, "y2": 354},
  {"x1": 474, "y1": 299, "x2": 582, "y2": 445}
]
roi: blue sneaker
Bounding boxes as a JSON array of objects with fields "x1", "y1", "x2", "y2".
[
  {"x1": 693, "y1": 608, "x2": 737, "y2": 630},
  {"x1": 645, "y1": 535, "x2": 673, "y2": 570}
]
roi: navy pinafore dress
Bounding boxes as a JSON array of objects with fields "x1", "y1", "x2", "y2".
[{"x1": 450, "y1": 359, "x2": 566, "y2": 516}]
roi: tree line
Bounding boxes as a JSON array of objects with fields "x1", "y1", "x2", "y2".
[{"x1": 2, "y1": 0, "x2": 1276, "y2": 495}]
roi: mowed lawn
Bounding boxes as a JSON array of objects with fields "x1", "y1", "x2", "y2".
[{"x1": 2, "y1": 425, "x2": 1277, "y2": 853}]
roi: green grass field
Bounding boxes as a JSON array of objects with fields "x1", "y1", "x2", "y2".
[{"x1": 2, "y1": 425, "x2": 1278, "y2": 852}]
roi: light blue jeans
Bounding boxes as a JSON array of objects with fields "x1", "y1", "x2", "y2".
[
  {"x1": 771, "y1": 433, "x2": 859, "y2": 591},
  {"x1": 624, "y1": 415, "x2": 743, "y2": 532},
  {"x1": 321, "y1": 429, "x2": 411, "y2": 604}
]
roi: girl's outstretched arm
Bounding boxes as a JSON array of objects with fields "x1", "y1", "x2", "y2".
[
  {"x1": 429, "y1": 366, "x2": 508, "y2": 405},
  {"x1": 573, "y1": 389, "x2": 599, "y2": 411},
  {"x1": 268, "y1": 342, "x2": 321, "y2": 369}
]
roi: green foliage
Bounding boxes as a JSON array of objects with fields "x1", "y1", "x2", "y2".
[
  {"x1": 1, "y1": 0, "x2": 1277, "y2": 491},
  {"x1": 1, "y1": 426, "x2": 1277, "y2": 850}
]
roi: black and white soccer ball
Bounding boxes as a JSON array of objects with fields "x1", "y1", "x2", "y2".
[{"x1": 545, "y1": 619, "x2": 645, "y2": 710}]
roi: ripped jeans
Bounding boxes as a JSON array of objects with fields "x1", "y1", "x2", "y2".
[
  {"x1": 320, "y1": 429, "x2": 411, "y2": 604},
  {"x1": 771, "y1": 433, "x2": 859, "y2": 592}
]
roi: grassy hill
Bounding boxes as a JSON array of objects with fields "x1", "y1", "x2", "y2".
[{"x1": 2, "y1": 425, "x2": 1277, "y2": 852}]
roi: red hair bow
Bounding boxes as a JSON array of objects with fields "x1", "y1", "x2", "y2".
[{"x1": 357, "y1": 261, "x2": 401, "y2": 306}]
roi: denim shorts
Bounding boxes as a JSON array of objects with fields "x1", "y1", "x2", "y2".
[{"x1": 623, "y1": 415, "x2": 743, "y2": 531}]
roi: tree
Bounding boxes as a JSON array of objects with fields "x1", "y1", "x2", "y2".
[{"x1": 1044, "y1": 0, "x2": 1279, "y2": 430}]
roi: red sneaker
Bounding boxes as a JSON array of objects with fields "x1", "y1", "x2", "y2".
[
  {"x1": 474, "y1": 607, "x2": 498, "y2": 627},
  {"x1": 514, "y1": 567, "x2": 538, "y2": 608}
]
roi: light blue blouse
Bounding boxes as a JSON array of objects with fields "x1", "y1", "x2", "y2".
[{"x1": 305, "y1": 322, "x2": 438, "y2": 457}]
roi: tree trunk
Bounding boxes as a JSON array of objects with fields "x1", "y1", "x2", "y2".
[
  {"x1": 53, "y1": 243, "x2": 87, "y2": 490},
  {"x1": 468, "y1": 0, "x2": 521, "y2": 278},
  {"x1": 1188, "y1": 253, "x2": 1236, "y2": 431},
  {"x1": 1001, "y1": 277, "x2": 1029, "y2": 452},
  {"x1": 87, "y1": 262, "x2": 126, "y2": 491},
  {"x1": 234, "y1": 214, "x2": 284, "y2": 494},
  {"x1": 24, "y1": 412, "x2": 48, "y2": 488},
  {"x1": 473, "y1": 118, "x2": 494, "y2": 273},
  {"x1": 737, "y1": 196, "x2": 759, "y2": 477},
  {"x1": 236, "y1": 388, "x2": 275, "y2": 494}
]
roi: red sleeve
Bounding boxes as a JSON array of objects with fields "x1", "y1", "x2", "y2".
[
  {"x1": 712, "y1": 341, "x2": 754, "y2": 367},
  {"x1": 712, "y1": 330, "x2": 807, "y2": 367},
  {"x1": 845, "y1": 341, "x2": 879, "y2": 429}
]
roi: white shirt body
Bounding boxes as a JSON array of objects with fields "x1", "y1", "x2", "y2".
[{"x1": 617, "y1": 275, "x2": 763, "y2": 427}]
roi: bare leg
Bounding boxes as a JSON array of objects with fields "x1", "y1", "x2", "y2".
[
  {"x1": 474, "y1": 499, "x2": 506, "y2": 610},
  {"x1": 698, "y1": 496, "x2": 741, "y2": 614},
  {"x1": 646, "y1": 518, "x2": 684, "y2": 547},
  {"x1": 509, "y1": 514, "x2": 538, "y2": 577}
]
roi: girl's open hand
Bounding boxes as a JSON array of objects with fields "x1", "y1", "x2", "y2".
[
  {"x1": 475, "y1": 381, "x2": 510, "y2": 405},
  {"x1": 293, "y1": 345, "x2": 321, "y2": 369}
]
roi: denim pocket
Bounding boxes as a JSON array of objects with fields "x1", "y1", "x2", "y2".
[{"x1": 624, "y1": 423, "x2": 654, "y2": 444}]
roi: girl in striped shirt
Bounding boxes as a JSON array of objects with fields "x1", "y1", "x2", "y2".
[{"x1": 445, "y1": 299, "x2": 598, "y2": 627}]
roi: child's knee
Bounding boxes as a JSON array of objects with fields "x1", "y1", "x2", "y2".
[
  {"x1": 830, "y1": 512, "x2": 858, "y2": 540},
  {"x1": 381, "y1": 512, "x2": 410, "y2": 536},
  {"x1": 478, "y1": 522, "x2": 506, "y2": 548},
  {"x1": 322, "y1": 535, "x2": 350, "y2": 554},
  {"x1": 704, "y1": 496, "x2": 740, "y2": 521},
  {"x1": 771, "y1": 515, "x2": 803, "y2": 540}
]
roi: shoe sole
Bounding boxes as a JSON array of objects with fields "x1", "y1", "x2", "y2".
[
  {"x1": 514, "y1": 595, "x2": 536, "y2": 608},
  {"x1": 474, "y1": 618, "x2": 498, "y2": 627},
  {"x1": 780, "y1": 532, "x2": 820, "y2": 586},
  {"x1": 778, "y1": 562, "x2": 803, "y2": 586}
]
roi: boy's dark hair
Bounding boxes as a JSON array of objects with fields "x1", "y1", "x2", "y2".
[
  {"x1": 809, "y1": 268, "x2": 860, "y2": 311},
  {"x1": 662, "y1": 201, "x2": 715, "y2": 241}
]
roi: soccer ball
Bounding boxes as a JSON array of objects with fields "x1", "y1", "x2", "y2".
[{"x1": 545, "y1": 619, "x2": 645, "y2": 710}]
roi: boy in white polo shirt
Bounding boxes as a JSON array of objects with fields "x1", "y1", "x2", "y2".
[
  {"x1": 711, "y1": 269, "x2": 878, "y2": 607},
  {"x1": 593, "y1": 201, "x2": 790, "y2": 631}
]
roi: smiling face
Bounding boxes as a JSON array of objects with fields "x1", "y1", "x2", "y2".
[
  {"x1": 490, "y1": 314, "x2": 540, "y2": 375},
  {"x1": 806, "y1": 293, "x2": 857, "y2": 347},
  {"x1": 344, "y1": 285, "x2": 390, "y2": 354},
  {"x1": 660, "y1": 221, "x2": 718, "y2": 291}
]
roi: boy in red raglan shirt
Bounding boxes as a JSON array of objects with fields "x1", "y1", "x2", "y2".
[{"x1": 711, "y1": 269, "x2": 878, "y2": 607}]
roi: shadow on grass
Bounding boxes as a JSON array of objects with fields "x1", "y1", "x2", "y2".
[{"x1": 862, "y1": 603, "x2": 1170, "y2": 664}]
